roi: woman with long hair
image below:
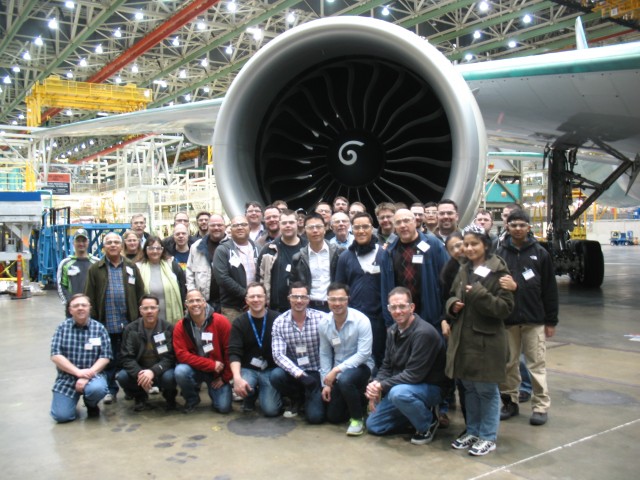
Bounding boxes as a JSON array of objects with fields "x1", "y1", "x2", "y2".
[
  {"x1": 123, "y1": 230, "x2": 142, "y2": 260},
  {"x1": 445, "y1": 224, "x2": 514, "y2": 456},
  {"x1": 136, "y1": 236, "x2": 186, "y2": 324}
]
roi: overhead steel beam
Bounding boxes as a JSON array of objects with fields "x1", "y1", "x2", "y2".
[{"x1": 0, "y1": 0, "x2": 40, "y2": 57}]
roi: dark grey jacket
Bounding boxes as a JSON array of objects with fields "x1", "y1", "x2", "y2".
[{"x1": 212, "y1": 238, "x2": 259, "y2": 309}]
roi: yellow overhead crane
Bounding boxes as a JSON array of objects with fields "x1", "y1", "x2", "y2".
[
  {"x1": 26, "y1": 76, "x2": 153, "y2": 127},
  {"x1": 588, "y1": 0, "x2": 640, "y2": 20}
]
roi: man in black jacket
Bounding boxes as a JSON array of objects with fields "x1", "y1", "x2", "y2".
[
  {"x1": 497, "y1": 210, "x2": 558, "y2": 426},
  {"x1": 116, "y1": 295, "x2": 177, "y2": 411}
]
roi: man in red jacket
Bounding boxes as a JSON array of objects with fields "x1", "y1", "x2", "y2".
[{"x1": 173, "y1": 290, "x2": 232, "y2": 413}]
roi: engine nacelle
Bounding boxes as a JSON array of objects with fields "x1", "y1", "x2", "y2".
[{"x1": 213, "y1": 17, "x2": 487, "y2": 226}]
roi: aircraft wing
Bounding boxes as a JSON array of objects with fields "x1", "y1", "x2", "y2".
[
  {"x1": 34, "y1": 98, "x2": 224, "y2": 146},
  {"x1": 456, "y1": 42, "x2": 640, "y2": 205}
]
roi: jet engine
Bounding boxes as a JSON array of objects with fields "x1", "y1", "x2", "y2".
[{"x1": 213, "y1": 17, "x2": 487, "y2": 225}]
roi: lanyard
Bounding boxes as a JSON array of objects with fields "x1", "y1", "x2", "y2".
[{"x1": 248, "y1": 313, "x2": 267, "y2": 349}]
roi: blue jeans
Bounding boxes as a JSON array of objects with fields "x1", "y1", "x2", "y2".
[
  {"x1": 116, "y1": 368, "x2": 177, "y2": 401},
  {"x1": 50, "y1": 375, "x2": 108, "y2": 423},
  {"x1": 240, "y1": 367, "x2": 282, "y2": 417},
  {"x1": 105, "y1": 333, "x2": 122, "y2": 396},
  {"x1": 366, "y1": 383, "x2": 442, "y2": 435},
  {"x1": 520, "y1": 354, "x2": 532, "y2": 394},
  {"x1": 174, "y1": 364, "x2": 232, "y2": 413},
  {"x1": 269, "y1": 368, "x2": 325, "y2": 424},
  {"x1": 461, "y1": 380, "x2": 500, "y2": 442},
  {"x1": 325, "y1": 365, "x2": 370, "y2": 423}
]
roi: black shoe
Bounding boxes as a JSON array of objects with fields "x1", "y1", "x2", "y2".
[
  {"x1": 411, "y1": 412, "x2": 439, "y2": 445},
  {"x1": 182, "y1": 397, "x2": 201, "y2": 414},
  {"x1": 530, "y1": 411, "x2": 548, "y2": 426},
  {"x1": 165, "y1": 398, "x2": 178, "y2": 412},
  {"x1": 519, "y1": 391, "x2": 531, "y2": 403},
  {"x1": 86, "y1": 405, "x2": 100, "y2": 418},
  {"x1": 500, "y1": 399, "x2": 519, "y2": 420},
  {"x1": 134, "y1": 397, "x2": 155, "y2": 412}
]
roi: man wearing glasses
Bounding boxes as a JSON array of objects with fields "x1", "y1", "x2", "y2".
[
  {"x1": 314, "y1": 201, "x2": 334, "y2": 240},
  {"x1": 434, "y1": 199, "x2": 460, "y2": 244},
  {"x1": 319, "y1": 283, "x2": 374, "y2": 436},
  {"x1": 497, "y1": 210, "x2": 558, "y2": 426},
  {"x1": 291, "y1": 213, "x2": 344, "y2": 312},
  {"x1": 270, "y1": 282, "x2": 325, "y2": 423},
  {"x1": 50, "y1": 294, "x2": 111, "y2": 422},
  {"x1": 173, "y1": 290, "x2": 232, "y2": 414},
  {"x1": 381, "y1": 209, "x2": 448, "y2": 329},
  {"x1": 213, "y1": 215, "x2": 259, "y2": 322},
  {"x1": 85, "y1": 232, "x2": 144, "y2": 404},
  {"x1": 335, "y1": 212, "x2": 389, "y2": 368},
  {"x1": 245, "y1": 201, "x2": 265, "y2": 243},
  {"x1": 365, "y1": 287, "x2": 447, "y2": 445},
  {"x1": 374, "y1": 202, "x2": 397, "y2": 247}
]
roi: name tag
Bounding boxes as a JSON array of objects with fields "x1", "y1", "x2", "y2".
[
  {"x1": 474, "y1": 265, "x2": 491, "y2": 278},
  {"x1": 89, "y1": 337, "x2": 101, "y2": 346},
  {"x1": 230, "y1": 256, "x2": 241, "y2": 268},
  {"x1": 126, "y1": 266, "x2": 134, "y2": 276},
  {"x1": 153, "y1": 332, "x2": 166, "y2": 343},
  {"x1": 202, "y1": 332, "x2": 213, "y2": 341},
  {"x1": 417, "y1": 240, "x2": 430, "y2": 253},
  {"x1": 157, "y1": 345, "x2": 169, "y2": 354},
  {"x1": 523, "y1": 269, "x2": 535, "y2": 281},
  {"x1": 84, "y1": 343, "x2": 93, "y2": 350},
  {"x1": 250, "y1": 357, "x2": 268, "y2": 370},
  {"x1": 297, "y1": 356, "x2": 310, "y2": 366},
  {"x1": 203, "y1": 343, "x2": 214, "y2": 353},
  {"x1": 68, "y1": 266, "x2": 80, "y2": 276},
  {"x1": 285, "y1": 264, "x2": 291, "y2": 273},
  {"x1": 128, "y1": 276, "x2": 136, "y2": 285},
  {"x1": 362, "y1": 263, "x2": 380, "y2": 275},
  {"x1": 295, "y1": 345, "x2": 307, "y2": 355},
  {"x1": 412, "y1": 254, "x2": 424, "y2": 264},
  {"x1": 331, "y1": 337, "x2": 341, "y2": 347}
]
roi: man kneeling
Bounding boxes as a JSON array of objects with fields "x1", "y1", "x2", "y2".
[
  {"x1": 365, "y1": 287, "x2": 447, "y2": 444},
  {"x1": 116, "y1": 295, "x2": 178, "y2": 411}
]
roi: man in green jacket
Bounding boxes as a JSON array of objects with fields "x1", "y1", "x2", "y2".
[{"x1": 85, "y1": 231, "x2": 144, "y2": 403}]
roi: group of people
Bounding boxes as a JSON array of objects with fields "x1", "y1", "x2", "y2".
[{"x1": 51, "y1": 198, "x2": 558, "y2": 457}]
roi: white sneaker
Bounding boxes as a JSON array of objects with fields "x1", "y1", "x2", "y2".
[
  {"x1": 103, "y1": 393, "x2": 116, "y2": 404},
  {"x1": 452, "y1": 433, "x2": 479, "y2": 450},
  {"x1": 149, "y1": 386, "x2": 160, "y2": 395},
  {"x1": 469, "y1": 439, "x2": 496, "y2": 456}
]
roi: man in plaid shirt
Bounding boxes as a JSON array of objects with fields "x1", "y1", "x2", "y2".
[
  {"x1": 50, "y1": 294, "x2": 112, "y2": 422},
  {"x1": 270, "y1": 282, "x2": 325, "y2": 423}
]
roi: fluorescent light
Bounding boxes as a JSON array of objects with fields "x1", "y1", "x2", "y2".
[
  {"x1": 12, "y1": 65, "x2": 20, "y2": 73},
  {"x1": 508, "y1": 40, "x2": 517, "y2": 48},
  {"x1": 479, "y1": 1, "x2": 489, "y2": 12},
  {"x1": 131, "y1": 64, "x2": 139, "y2": 73},
  {"x1": 179, "y1": 69, "x2": 186, "y2": 78},
  {"x1": 66, "y1": 110, "x2": 73, "y2": 116},
  {"x1": 115, "y1": 76, "x2": 122, "y2": 84},
  {"x1": 65, "y1": 1, "x2": 75, "y2": 9},
  {"x1": 464, "y1": 53, "x2": 474, "y2": 61},
  {"x1": 95, "y1": 44, "x2": 103, "y2": 54},
  {"x1": 286, "y1": 13, "x2": 296, "y2": 24},
  {"x1": 197, "y1": 21, "x2": 206, "y2": 30},
  {"x1": 19, "y1": 114, "x2": 25, "y2": 119},
  {"x1": 225, "y1": 45, "x2": 233, "y2": 55},
  {"x1": 3, "y1": 76, "x2": 10, "y2": 84},
  {"x1": 227, "y1": 2, "x2": 237, "y2": 13},
  {"x1": 79, "y1": 58, "x2": 87, "y2": 67},
  {"x1": 22, "y1": 51, "x2": 32, "y2": 61},
  {"x1": 135, "y1": 11, "x2": 143, "y2": 20},
  {"x1": 114, "y1": 28, "x2": 122, "y2": 38},
  {"x1": 66, "y1": 71, "x2": 73, "y2": 78},
  {"x1": 203, "y1": 86, "x2": 210, "y2": 93},
  {"x1": 172, "y1": 36, "x2": 180, "y2": 46},
  {"x1": 184, "y1": 94, "x2": 191, "y2": 101},
  {"x1": 34, "y1": 36, "x2": 44, "y2": 46},
  {"x1": 48, "y1": 18, "x2": 58, "y2": 29},
  {"x1": 473, "y1": 30, "x2": 482, "y2": 39},
  {"x1": 523, "y1": 14, "x2": 532, "y2": 24},
  {"x1": 381, "y1": 6, "x2": 390, "y2": 16},
  {"x1": 201, "y1": 58, "x2": 208, "y2": 67}
]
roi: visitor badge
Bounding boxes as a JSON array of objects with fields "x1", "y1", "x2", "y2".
[
  {"x1": 203, "y1": 343, "x2": 214, "y2": 353},
  {"x1": 474, "y1": 265, "x2": 491, "y2": 277},
  {"x1": 157, "y1": 345, "x2": 168, "y2": 354},
  {"x1": 202, "y1": 332, "x2": 213, "y2": 341},
  {"x1": 412, "y1": 254, "x2": 424, "y2": 264},
  {"x1": 128, "y1": 276, "x2": 136, "y2": 285},
  {"x1": 89, "y1": 337, "x2": 101, "y2": 346},
  {"x1": 154, "y1": 332, "x2": 166, "y2": 343},
  {"x1": 84, "y1": 343, "x2": 93, "y2": 350},
  {"x1": 230, "y1": 256, "x2": 241, "y2": 268},
  {"x1": 297, "y1": 356, "x2": 310, "y2": 366},
  {"x1": 250, "y1": 357, "x2": 268, "y2": 370},
  {"x1": 126, "y1": 266, "x2": 134, "y2": 276},
  {"x1": 285, "y1": 264, "x2": 291, "y2": 272},
  {"x1": 417, "y1": 241, "x2": 430, "y2": 253},
  {"x1": 331, "y1": 337, "x2": 341, "y2": 347},
  {"x1": 523, "y1": 269, "x2": 535, "y2": 281},
  {"x1": 68, "y1": 266, "x2": 79, "y2": 276},
  {"x1": 295, "y1": 345, "x2": 307, "y2": 355}
]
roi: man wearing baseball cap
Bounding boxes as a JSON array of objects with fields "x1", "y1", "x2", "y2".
[{"x1": 57, "y1": 228, "x2": 99, "y2": 316}]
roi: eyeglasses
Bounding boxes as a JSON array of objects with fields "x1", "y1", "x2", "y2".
[
  {"x1": 316, "y1": 208, "x2": 331, "y2": 214},
  {"x1": 305, "y1": 224, "x2": 324, "y2": 231},
  {"x1": 387, "y1": 303, "x2": 411, "y2": 312},
  {"x1": 186, "y1": 299, "x2": 205, "y2": 305},
  {"x1": 508, "y1": 222, "x2": 529, "y2": 229},
  {"x1": 393, "y1": 218, "x2": 413, "y2": 226},
  {"x1": 348, "y1": 210, "x2": 362, "y2": 216},
  {"x1": 352, "y1": 224, "x2": 372, "y2": 231},
  {"x1": 327, "y1": 296, "x2": 348, "y2": 303},
  {"x1": 103, "y1": 240, "x2": 122, "y2": 245},
  {"x1": 231, "y1": 222, "x2": 249, "y2": 228},
  {"x1": 70, "y1": 303, "x2": 90, "y2": 308},
  {"x1": 246, "y1": 294, "x2": 265, "y2": 299},
  {"x1": 438, "y1": 211, "x2": 457, "y2": 217},
  {"x1": 146, "y1": 246, "x2": 163, "y2": 251},
  {"x1": 246, "y1": 209, "x2": 262, "y2": 214},
  {"x1": 378, "y1": 214, "x2": 393, "y2": 221},
  {"x1": 332, "y1": 219, "x2": 349, "y2": 224},
  {"x1": 209, "y1": 224, "x2": 225, "y2": 229},
  {"x1": 288, "y1": 294, "x2": 309, "y2": 300}
]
